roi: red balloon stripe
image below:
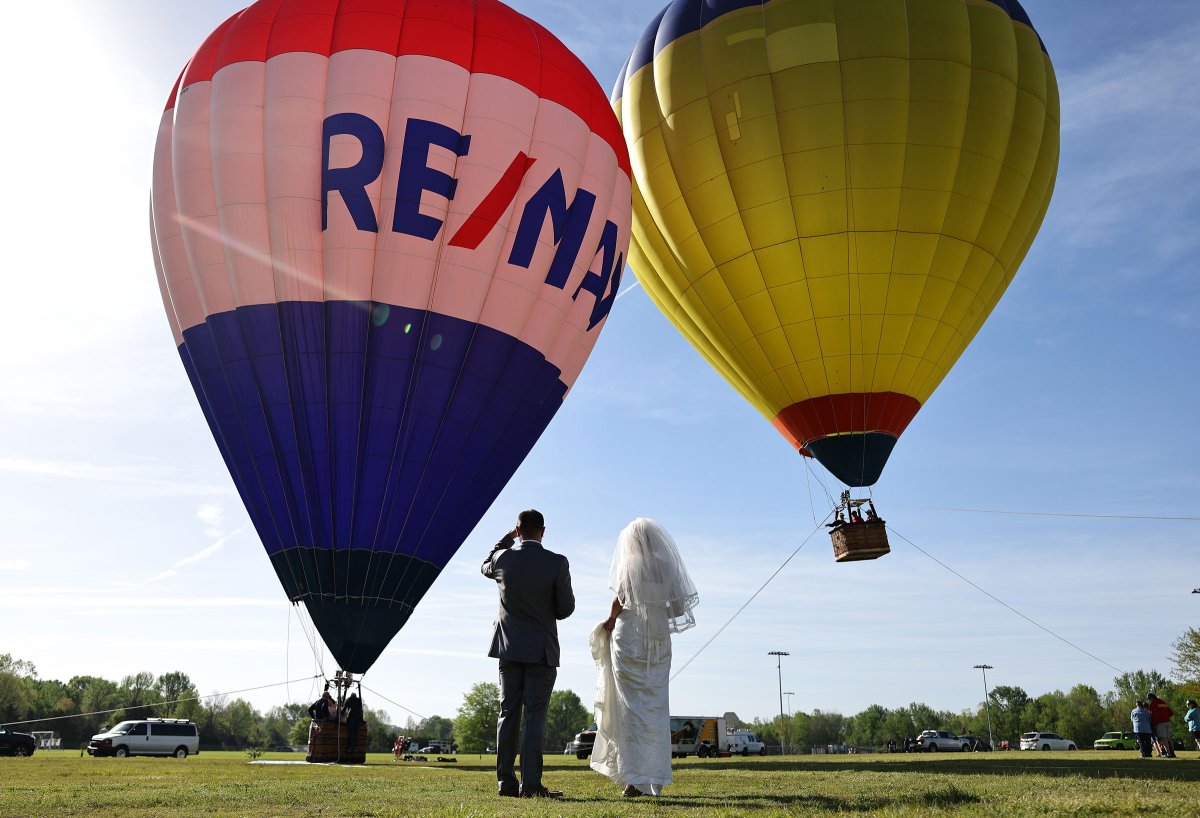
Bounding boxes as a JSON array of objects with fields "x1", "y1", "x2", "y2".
[{"x1": 166, "y1": 0, "x2": 629, "y2": 176}]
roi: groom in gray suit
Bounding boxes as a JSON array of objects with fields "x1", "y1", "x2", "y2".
[{"x1": 482, "y1": 509, "x2": 574, "y2": 798}]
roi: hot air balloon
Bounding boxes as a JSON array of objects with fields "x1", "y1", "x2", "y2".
[
  {"x1": 613, "y1": 0, "x2": 1059, "y2": 500},
  {"x1": 151, "y1": 0, "x2": 631, "y2": 674}
]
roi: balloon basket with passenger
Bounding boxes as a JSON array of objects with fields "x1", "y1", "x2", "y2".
[
  {"x1": 828, "y1": 491, "x2": 889, "y2": 563},
  {"x1": 306, "y1": 671, "x2": 368, "y2": 764}
]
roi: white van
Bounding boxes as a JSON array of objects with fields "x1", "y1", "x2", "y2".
[
  {"x1": 87, "y1": 719, "x2": 200, "y2": 758},
  {"x1": 727, "y1": 729, "x2": 766, "y2": 756}
]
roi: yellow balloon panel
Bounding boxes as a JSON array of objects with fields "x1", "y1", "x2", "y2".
[{"x1": 614, "y1": 0, "x2": 1059, "y2": 485}]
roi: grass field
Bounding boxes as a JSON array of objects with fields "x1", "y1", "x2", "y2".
[{"x1": 2, "y1": 750, "x2": 1198, "y2": 817}]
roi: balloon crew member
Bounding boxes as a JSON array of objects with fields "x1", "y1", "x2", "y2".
[{"x1": 342, "y1": 693, "x2": 364, "y2": 751}]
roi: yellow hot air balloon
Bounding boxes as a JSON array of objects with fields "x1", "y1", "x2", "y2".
[{"x1": 614, "y1": 0, "x2": 1059, "y2": 487}]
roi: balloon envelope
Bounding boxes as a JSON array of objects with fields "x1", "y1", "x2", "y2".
[
  {"x1": 151, "y1": 0, "x2": 631, "y2": 672},
  {"x1": 614, "y1": 0, "x2": 1059, "y2": 486}
]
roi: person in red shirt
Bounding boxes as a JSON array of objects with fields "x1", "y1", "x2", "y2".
[{"x1": 1146, "y1": 693, "x2": 1176, "y2": 758}]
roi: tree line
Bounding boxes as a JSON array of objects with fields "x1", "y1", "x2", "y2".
[
  {"x1": 0, "y1": 656, "x2": 588, "y2": 754},
  {"x1": 2, "y1": 626, "x2": 1194, "y2": 752}
]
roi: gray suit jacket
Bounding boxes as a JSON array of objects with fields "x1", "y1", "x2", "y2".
[{"x1": 482, "y1": 537, "x2": 575, "y2": 666}]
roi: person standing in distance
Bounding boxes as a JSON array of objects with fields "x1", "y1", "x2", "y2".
[
  {"x1": 1131, "y1": 699, "x2": 1153, "y2": 758},
  {"x1": 482, "y1": 509, "x2": 574, "y2": 798}
]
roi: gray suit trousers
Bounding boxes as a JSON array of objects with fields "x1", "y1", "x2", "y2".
[{"x1": 496, "y1": 659, "x2": 557, "y2": 792}]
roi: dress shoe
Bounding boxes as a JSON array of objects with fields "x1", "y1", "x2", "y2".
[
  {"x1": 623, "y1": 785, "x2": 644, "y2": 798},
  {"x1": 498, "y1": 787, "x2": 520, "y2": 798},
  {"x1": 520, "y1": 786, "x2": 563, "y2": 798}
]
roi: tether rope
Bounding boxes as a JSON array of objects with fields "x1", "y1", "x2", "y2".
[
  {"x1": 888, "y1": 525, "x2": 1127, "y2": 675},
  {"x1": 360, "y1": 684, "x2": 426, "y2": 721},
  {"x1": 671, "y1": 521, "x2": 827, "y2": 681}
]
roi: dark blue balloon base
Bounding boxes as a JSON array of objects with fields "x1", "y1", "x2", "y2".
[
  {"x1": 179, "y1": 300, "x2": 567, "y2": 671},
  {"x1": 806, "y1": 432, "x2": 898, "y2": 488}
]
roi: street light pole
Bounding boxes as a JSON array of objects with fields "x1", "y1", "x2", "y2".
[
  {"x1": 768, "y1": 651, "x2": 789, "y2": 754},
  {"x1": 974, "y1": 664, "x2": 994, "y2": 751},
  {"x1": 784, "y1": 691, "x2": 795, "y2": 716}
]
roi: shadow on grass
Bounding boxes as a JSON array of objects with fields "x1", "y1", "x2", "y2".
[
  {"x1": 637, "y1": 756, "x2": 1200, "y2": 783},
  {"x1": 559, "y1": 784, "x2": 980, "y2": 812},
  {"x1": 387, "y1": 754, "x2": 1200, "y2": 786}
]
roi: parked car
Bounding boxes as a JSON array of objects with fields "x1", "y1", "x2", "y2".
[
  {"x1": 1093, "y1": 731, "x2": 1139, "y2": 750},
  {"x1": 1020, "y1": 731, "x2": 1076, "y2": 751},
  {"x1": 917, "y1": 730, "x2": 969, "y2": 752},
  {"x1": 571, "y1": 723, "x2": 597, "y2": 759},
  {"x1": 88, "y1": 718, "x2": 200, "y2": 758},
  {"x1": 0, "y1": 726, "x2": 36, "y2": 757},
  {"x1": 959, "y1": 735, "x2": 993, "y2": 751}
]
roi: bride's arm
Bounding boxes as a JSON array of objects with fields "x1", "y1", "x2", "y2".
[{"x1": 602, "y1": 596, "x2": 623, "y2": 631}]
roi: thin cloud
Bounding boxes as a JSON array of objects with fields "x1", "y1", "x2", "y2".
[
  {"x1": 1054, "y1": 21, "x2": 1200, "y2": 253},
  {"x1": 0, "y1": 456, "x2": 232, "y2": 497},
  {"x1": 0, "y1": 594, "x2": 281, "y2": 610},
  {"x1": 147, "y1": 527, "x2": 249, "y2": 583},
  {"x1": 0, "y1": 560, "x2": 32, "y2": 572},
  {"x1": 197, "y1": 503, "x2": 224, "y2": 528}
]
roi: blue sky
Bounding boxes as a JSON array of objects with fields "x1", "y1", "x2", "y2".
[{"x1": 0, "y1": 0, "x2": 1196, "y2": 730}]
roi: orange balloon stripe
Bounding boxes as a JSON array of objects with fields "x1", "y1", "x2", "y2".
[{"x1": 772, "y1": 393, "x2": 921, "y2": 450}]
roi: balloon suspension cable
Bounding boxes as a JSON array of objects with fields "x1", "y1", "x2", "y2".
[
  {"x1": 290, "y1": 601, "x2": 328, "y2": 681},
  {"x1": 802, "y1": 455, "x2": 831, "y2": 527}
]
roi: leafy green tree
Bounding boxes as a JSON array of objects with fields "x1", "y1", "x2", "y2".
[
  {"x1": 1021, "y1": 689, "x2": 1066, "y2": 736},
  {"x1": 1170, "y1": 627, "x2": 1200, "y2": 694},
  {"x1": 807, "y1": 709, "x2": 846, "y2": 746},
  {"x1": 785, "y1": 712, "x2": 810, "y2": 749},
  {"x1": 364, "y1": 706, "x2": 396, "y2": 752},
  {"x1": 289, "y1": 716, "x2": 313, "y2": 747},
  {"x1": 262, "y1": 703, "x2": 309, "y2": 747},
  {"x1": 1112, "y1": 669, "x2": 1171, "y2": 703},
  {"x1": 0, "y1": 655, "x2": 37, "y2": 677},
  {"x1": 224, "y1": 699, "x2": 262, "y2": 746},
  {"x1": 748, "y1": 716, "x2": 780, "y2": 747},
  {"x1": 0, "y1": 672, "x2": 33, "y2": 724},
  {"x1": 0, "y1": 654, "x2": 36, "y2": 724},
  {"x1": 155, "y1": 671, "x2": 199, "y2": 716},
  {"x1": 453, "y1": 682, "x2": 499, "y2": 753},
  {"x1": 545, "y1": 690, "x2": 590, "y2": 753},
  {"x1": 987, "y1": 685, "x2": 1029, "y2": 746},
  {"x1": 419, "y1": 715, "x2": 454, "y2": 744},
  {"x1": 1058, "y1": 684, "x2": 1105, "y2": 746},
  {"x1": 72, "y1": 676, "x2": 121, "y2": 740},
  {"x1": 119, "y1": 671, "x2": 162, "y2": 719},
  {"x1": 846, "y1": 704, "x2": 888, "y2": 747}
]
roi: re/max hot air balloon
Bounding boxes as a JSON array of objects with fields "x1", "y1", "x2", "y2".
[
  {"x1": 151, "y1": 0, "x2": 631, "y2": 674},
  {"x1": 614, "y1": 0, "x2": 1059, "y2": 492}
]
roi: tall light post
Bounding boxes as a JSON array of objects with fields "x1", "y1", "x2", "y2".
[
  {"x1": 974, "y1": 664, "x2": 994, "y2": 751},
  {"x1": 784, "y1": 691, "x2": 795, "y2": 716},
  {"x1": 768, "y1": 651, "x2": 789, "y2": 754}
]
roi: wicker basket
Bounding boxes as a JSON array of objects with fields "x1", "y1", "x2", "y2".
[
  {"x1": 830, "y1": 520, "x2": 890, "y2": 562},
  {"x1": 306, "y1": 720, "x2": 368, "y2": 764}
]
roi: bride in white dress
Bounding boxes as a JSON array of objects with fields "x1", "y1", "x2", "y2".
[{"x1": 589, "y1": 518, "x2": 698, "y2": 797}]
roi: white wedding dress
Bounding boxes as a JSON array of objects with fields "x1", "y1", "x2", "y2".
[{"x1": 589, "y1": 604, "x2": 672, "y2": 795}]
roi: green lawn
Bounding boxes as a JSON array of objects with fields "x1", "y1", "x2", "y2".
[{"x1": 2, "y1": 750, "x2": 1197, "y2": 817}]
